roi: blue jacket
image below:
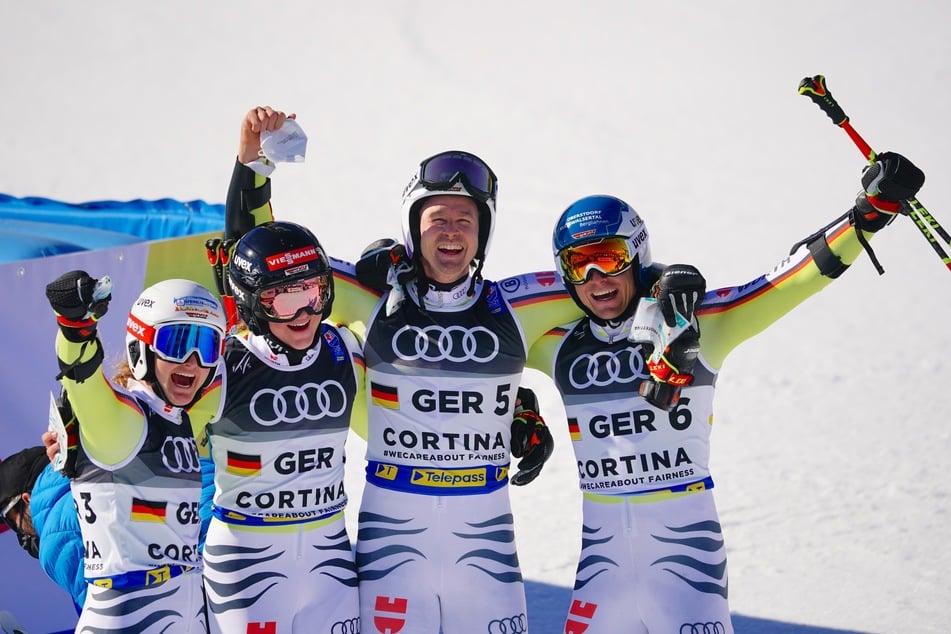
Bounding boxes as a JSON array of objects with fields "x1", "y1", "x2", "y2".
[{"x1": 29, "y1": 464, "x2": 85, "y2": 613}]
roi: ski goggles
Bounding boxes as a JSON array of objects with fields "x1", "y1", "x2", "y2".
[
  {"x1": 0, "y1": 493, "x2": 23, "y2": 526},
  {"x1": 1, "y1": 495, "x2": 23, "y2": 530},
  {"x1": 558, "y1": 237, "x2": 635, "y2": 285},
  {"x1": 417, "y1": 151, "x2": 498, "y2": 203},
  {"x1": 151, "y1": 322, "x2": 223, "y2": 367},
  {"x1": 256, "y1": 274, "x2": 332, "y2": 322}
]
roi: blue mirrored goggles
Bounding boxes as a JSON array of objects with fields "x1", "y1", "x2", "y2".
[
  {"x1": 152, "y1": 322, "x2": 222, "y2": 367},
  {"x1": 418, "y1": 151, "x2": 498, "y2": 203}
]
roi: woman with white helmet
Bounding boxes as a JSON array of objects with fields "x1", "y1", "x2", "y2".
[{"x1": 44, "y1": 271, "x2": 226, "y2": 632}]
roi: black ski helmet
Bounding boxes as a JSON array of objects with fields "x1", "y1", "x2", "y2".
[{"x1": 228, "y1": 221, "x2": 335, "y2": 335}]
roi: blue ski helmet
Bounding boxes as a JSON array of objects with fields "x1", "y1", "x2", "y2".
[{"x1": 552, "y1": 194, "x2": 652, "y2": 287}]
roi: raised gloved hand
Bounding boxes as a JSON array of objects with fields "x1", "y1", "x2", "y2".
[
  {"x1": 45, "y1": 270, "x2": 112, "y2": 342},
  {"x1": 653, "y1": 264, "x2": 706, "y2": 327},
  {"x1": 510, "y1": 387, "x2": 554, "y2": 486},
  {"x1": 355, "y1": 238, "x2": 417, "y2": 293},
  {"x1": 639, "y1": 327, "x2": 700, "y2": 411},
  {"x1": 852, "y1": 151, "x2": 925, "y2": 232}
]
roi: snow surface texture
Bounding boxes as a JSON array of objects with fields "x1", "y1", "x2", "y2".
[{"x1": 1, "y1": 2, "x2": 949, "y2": 632}]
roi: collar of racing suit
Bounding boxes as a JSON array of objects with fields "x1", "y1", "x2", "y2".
[
  {"x1": 126, "y1": 379, "x2": 189, "y2": 423},
  {"x1": 406, "y1": 275, "x2": 483, "y2": 311},
  {"x1": 243, "y1": 331, "x2": 322, "y2": 368},
  {"x1": 588, "y1": 314, "x2": 635, "y2": 345}
]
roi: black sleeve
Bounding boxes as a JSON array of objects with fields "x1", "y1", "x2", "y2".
[{"x1": 225, "y1": 158, "x2": 272, "y2": 241}]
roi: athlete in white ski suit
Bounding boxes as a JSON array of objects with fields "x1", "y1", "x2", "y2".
[
  {"x1": 200, "y1": 221, "x2": 366, "y2": 634},
  {"x1": 227, "y1": 108, "x2": 580, "y2": 633},
  {"x1": 529, "y1": 151, "x2": 925, "y2": 633},
  {"x1": 45, "y1": 276, "x2": 227, "y2": 633}
]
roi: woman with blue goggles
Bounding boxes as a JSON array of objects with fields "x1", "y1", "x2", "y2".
[{"x1": 44, "y1": 272, "x2": 226, "y2": 633}]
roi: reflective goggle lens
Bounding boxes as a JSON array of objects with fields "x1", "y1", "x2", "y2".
[
  {"x1": 559, "y1": 237, "x2": 634, "y2": 285},
  {"x1": 152, "y1": 323, "x2": 222, "y2": 367},
  {"x1": 257, "y1": 274, "x2": 331, "y2": 322},
  {"x1": 418, "y1": 151, "x2": 497, "y2": 202}
]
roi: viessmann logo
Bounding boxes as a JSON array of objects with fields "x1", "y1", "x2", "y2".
[{"x1": 266, "y1": 246, "x2": 318, "y2": 271}]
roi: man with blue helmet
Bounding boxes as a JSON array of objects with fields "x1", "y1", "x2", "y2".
[{"x1": 529, "y1": 151, "x2": 924, "y2": 633}]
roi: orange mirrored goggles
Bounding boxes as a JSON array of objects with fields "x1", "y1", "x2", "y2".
[{"x1": 558, "y1": 237, "x2": 634, "y2": 285}]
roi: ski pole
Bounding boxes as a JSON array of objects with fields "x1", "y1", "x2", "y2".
[{"x1": 798, "y1": 75, "x2": 951, "y2": 271}]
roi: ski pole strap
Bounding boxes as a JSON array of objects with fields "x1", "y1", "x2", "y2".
[
  {"x1": 849, "y1": 211, "x2": 887, "y2": 275},
  {"x1": 88, "y1": 564, "x2": 194, "y2": 589},
  {"x1": 804, "y1": 231, "x2": 849, "y2": 279},
  {"x1": 56, "y1": 340, "x2": 104, "y2": 382}
]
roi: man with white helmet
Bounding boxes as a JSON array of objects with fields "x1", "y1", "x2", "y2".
[
  {"x1": 45, "y1": 272, "x2": 226, "y2": 632},
  {"x1": 225, "y1": 106, "x2": 582, "y2": 633},
  {"x1": 529, "y1": 148, "x2": 925, "y2": 633}
]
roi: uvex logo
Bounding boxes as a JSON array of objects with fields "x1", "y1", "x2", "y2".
[
  {"x1": 266, "y1": 246, "x2": 318, "y2": 271},
  {"x1": 126, "y1": 315, "x2": 152, "y2": 341}
]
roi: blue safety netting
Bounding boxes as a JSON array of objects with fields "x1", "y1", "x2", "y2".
[{"x1": 0, "y1": 193, "x2": 225, "y2": 264}]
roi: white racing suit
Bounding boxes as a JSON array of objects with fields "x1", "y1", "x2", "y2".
[
  {"x1": 528, "y1": 216, "x2": 871, "y2": 633},
  {"x1": 57, "y1": 334, "x2": 212, "y2": 633},
  {"x1": 336, "y1": 267, "x2": 581, "y2": 634},
  {"x1": 203, "y1": 326, "x2": 365, "y2": 634},
  {"x1": 227, "y1": 159, "x2": 582, "y2": 632}
]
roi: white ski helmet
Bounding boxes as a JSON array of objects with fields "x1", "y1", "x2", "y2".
[
  {"x1": 125, "y1": 279, "x2": 226, "y2": 381},
  {"x1": 399, "y1": 150, "x2": 498, "y2": 266}
]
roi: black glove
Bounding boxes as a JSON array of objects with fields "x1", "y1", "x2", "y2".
[
  {"x1": 639, "y1": 327, "x2": 700, "y2": 411},
  {"x1": 852, "y1": 151, "x2": 925, "y2": 232},
  {"x1": 355, "y1": 238, "x2": 417, "y2": 293},
  {"x1": 45, "y1": 270, "x2": 111, "y2": 342},
  {"x1": 652, "y1": 264, "x2": 706, "y2": 327},
  {"x1": 510, "y1": 387, "x2": 554, "y2": 486}
]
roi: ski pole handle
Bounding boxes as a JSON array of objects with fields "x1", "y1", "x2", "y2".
[
  {"x1": 798, "y1": 75, "x2": 877, "y2": 162},
  {"x1": 799, "y1": 74, "x2": 951, "y2": 272},
  {"x1": 798, "y1": 75, "x2": 849, "y2": 126}
]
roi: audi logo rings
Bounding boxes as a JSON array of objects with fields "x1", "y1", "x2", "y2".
[
  {"x1": 679, "y1": 622, "x2": 726, "y2": 634},
  {"x1": 160, "y1": 436, "x2": 201, "y2": 473},
  {"x1": 568, "y1": 346, "x2": 649, "y2": 389},
  {"x1": 487, "y1": 613, "x2": 527, "y2": 634},
  {"x1": 330, "y1": 617, "x2": 360, "y2": 634},
  {"x1": 250, "y1": 381, "x2": 348, "y2": 426},
  {"x1": 392, "y1": 324, "x2": 500, "y2": 363}
]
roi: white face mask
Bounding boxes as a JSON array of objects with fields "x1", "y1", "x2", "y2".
[{"x1": 260, "y1": 118, "x2": 308, "y2": 163}]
